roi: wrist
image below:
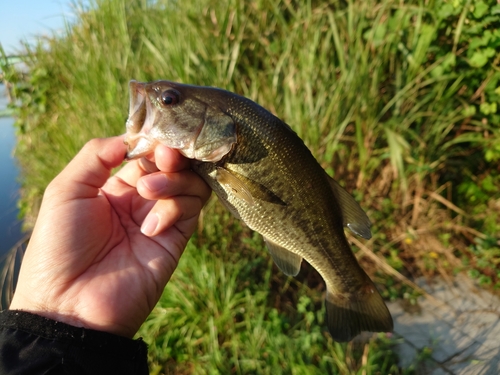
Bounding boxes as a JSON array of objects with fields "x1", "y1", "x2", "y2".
[
  {"x1": 10, "y1": 296, "x2": 86, "y2": 330},
  {"x1": 10, "y1": 289, "x2": 138, "y2": 338}
]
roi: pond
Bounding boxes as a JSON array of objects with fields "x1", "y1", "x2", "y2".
[{"x1": 0, "y1": 83, "x2": 24, "y2": 258}]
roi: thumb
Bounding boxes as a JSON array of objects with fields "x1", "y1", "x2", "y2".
[{"x1": 47, "y1": 136, "x2": 127, "y2": 200}]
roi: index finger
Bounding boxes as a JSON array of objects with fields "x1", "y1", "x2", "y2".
[
  {"x1": 154, "y1": 144, "x2": 191, "y2": 172},
  {"x1": 113, "y1": 143, "x2": 189, "y2": 188}
]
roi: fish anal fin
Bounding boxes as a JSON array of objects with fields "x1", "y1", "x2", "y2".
[
  {"x1": 216, "y1": 167, "x2": 286, "y2": 206},
  {"x1": 327, "y1": 175, "x2": 372, "y2": 239},
  {"x1": 325, "y1": 284, "x2": 393, "y2": 342},
  {"x1": 264, "y1": 237, "x2": 302, "y2": 276}
]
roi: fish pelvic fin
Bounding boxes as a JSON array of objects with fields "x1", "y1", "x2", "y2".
[
  {"x1": 264, "y1": 237, "x2": 302, "y2": 276},
  {"x1": 325, "y1": 284, "x2": 393, "y2": 342}
]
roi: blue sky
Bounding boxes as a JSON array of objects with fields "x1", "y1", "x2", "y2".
[{"x1": 0, "y1": 0, "x2": 77, "y2": 55}]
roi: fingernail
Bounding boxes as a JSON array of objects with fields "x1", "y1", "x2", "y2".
[
  {"x1": 141, "y1": 212, "x2": 159, "y2": 236},
  {"x1": 143, "y1": 174, "x2": 168, "y2": 192}
]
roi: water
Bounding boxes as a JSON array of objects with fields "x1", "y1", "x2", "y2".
[{"x1": 0, "y1": 84, "x2": 24, "y2": 257}]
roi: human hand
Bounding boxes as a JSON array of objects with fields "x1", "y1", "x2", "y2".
[{"x1": 9, "y1": 135, "x2": 211, "y2": 338}]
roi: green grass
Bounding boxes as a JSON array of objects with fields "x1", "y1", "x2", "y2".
[
  {"x1": 137, "y1": 203, "x2": 406, "y2": 374},
  {"x1": 2, "y1": 0, "x2": 500, "y2": 372}
]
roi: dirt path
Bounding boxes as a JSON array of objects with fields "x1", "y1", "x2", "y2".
[{"x1": 388, "y1": 276, "x2": 500, "y2": 374}]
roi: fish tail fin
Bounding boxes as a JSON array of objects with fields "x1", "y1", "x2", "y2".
[{"x1": 325, "y1": 284, "x2": 393, "y2": 342}]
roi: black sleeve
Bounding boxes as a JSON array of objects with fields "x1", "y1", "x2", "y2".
[{"x1": 0, "y1": 310, "x2": 149, "y2": 375}]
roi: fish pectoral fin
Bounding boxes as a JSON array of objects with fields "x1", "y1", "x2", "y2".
[
  {"x1": 216, "y1": 167, "x2": 255, "y2": 205},
  {"x1": 327, "y1": 175, "x2": 372, "y2": 239},
  {"x1": 216, "y1": 167, "x2": 286, "y2": 206},
  {"x1": 264, "y1": 237, "x2": 302, "y2": 276},
  {"x1": 324, "y1": 284, "x2": 393, "y2": 342}
]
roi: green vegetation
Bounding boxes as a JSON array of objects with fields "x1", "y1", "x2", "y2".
[
  {"x1": 1, "y1": 0, "x2": 500, "y2": 372},
  {"x1": 141, "y1": 208, "x2": 404, "y2": 374}
]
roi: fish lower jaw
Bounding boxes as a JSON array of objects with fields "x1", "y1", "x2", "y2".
[{"x1": 124, "y1": 134, "x2": 157, "y2": 159}]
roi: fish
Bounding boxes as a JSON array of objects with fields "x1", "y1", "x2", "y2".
[{"x1": 124, "y1": 79, "x2": 393, "y2": 341}]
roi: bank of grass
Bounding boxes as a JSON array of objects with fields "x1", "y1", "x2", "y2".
[
  {"x1": 139, "y1": 202, "x2": 405, "y2": 374},
  {"x1": 1, "y1": 0, "x2": 500, "y2": 372}
]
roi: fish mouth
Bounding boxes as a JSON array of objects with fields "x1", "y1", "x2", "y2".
[{"x1": 124, "y1": 80, "x2": 157, "y2": 160}]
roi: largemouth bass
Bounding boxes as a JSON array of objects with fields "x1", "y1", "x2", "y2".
[{"x1": 124, "y1": 80, "x2": 393, "y2": 341}]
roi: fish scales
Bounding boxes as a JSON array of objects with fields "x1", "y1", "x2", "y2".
[
  {"x1": 124, "y1": 80, "x2": 393, "y2": 341},
  {"x1": 197, "y1": 94, "x2": 366, "y2": 290}
]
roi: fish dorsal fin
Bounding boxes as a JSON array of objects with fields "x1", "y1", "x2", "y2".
[
  {"x1": 326, "y1": 175, "x2": 372, "y2": 239},
  {"x1": 264, "y1": 237, "x2": 302, "y2": 276},
  {"x1": 216, "y1": 167, "x2": 286, "y2": 206}
]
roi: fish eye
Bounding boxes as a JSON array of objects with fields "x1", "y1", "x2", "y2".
[{"x1": 160, "y1": 89, "x2": 180, "y2": 106}]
